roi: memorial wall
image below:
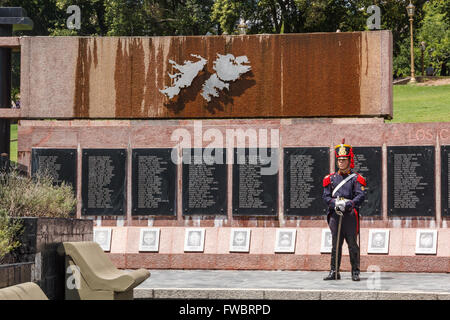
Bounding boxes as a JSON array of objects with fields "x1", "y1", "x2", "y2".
[
  {"x1": 19, "y1": 119, "x2": 450, "y2": 272},
  {"x1": 21, "y1": 119, "x2": 450, "y2": 227},
  {"x1": 3, "y1": 31, "x2": 449, "y2": 272}
]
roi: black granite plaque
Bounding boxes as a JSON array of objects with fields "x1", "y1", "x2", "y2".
[
  {"x1": 132, "y1": 149, "x2": 176, "y2": 216},
  {"x1": 182, "y1": 148, "x2": 227, "y2": 215},
  {"x1": 344, "y1": 147, "x2": 382, "y2": 217},
  {"x1": 81, "y1": 149, "x2": 127, "y2": 216},
  {"x1": 441, "y1": 146, "x2": 450, "y2": 217},
  {"x1": 31, "y1": 148, "x2": 77, "y2": 191},
  {"x1": 387, "y1": 146, "x2": 435, "y2": 217},
  {"x1": 284, "y1": 147, "x2": 329, "y2": 216},
  {"x1": 232, "y1": 148, "x2": 278, "y2": 216}
]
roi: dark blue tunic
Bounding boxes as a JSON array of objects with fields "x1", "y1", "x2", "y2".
[
  {"x1": 322, "y1": 170, "x2": 367, "y2": 272},
  {"x1": 323, "y1": 170, "x2": 366, "y2": 233}
]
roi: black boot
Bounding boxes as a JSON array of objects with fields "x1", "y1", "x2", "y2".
[
  {"x1": 352, "y1": 270, "x2": 360, "y2": 281},
  {"x1": 323, "y1": 270, "x2": 341, "y2": 280}
]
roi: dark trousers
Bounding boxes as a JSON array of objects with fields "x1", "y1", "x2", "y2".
[{"x1": 328, "y1": 210, "x2": 360, "y2": 273}]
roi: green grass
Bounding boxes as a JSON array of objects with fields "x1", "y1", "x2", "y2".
[
  {"x1": 388, "y1": 84, "x2": 450, "y2": 123},
  {"x1": 10, "y1": 124, "x2": 17, "y2": 163}
]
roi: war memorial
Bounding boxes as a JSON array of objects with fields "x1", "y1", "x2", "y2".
[{"x1": 0, "y1": 6, "x2": 449, "y2": 304}]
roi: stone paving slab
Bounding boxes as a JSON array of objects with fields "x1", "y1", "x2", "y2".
[{"x1": 132, "y1": 270, "x2": 450, "y2": 300}]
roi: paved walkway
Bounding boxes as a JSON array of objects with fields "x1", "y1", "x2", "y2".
[{"x1": 133, "y1": 270, "x2": 450, "y2": 300}]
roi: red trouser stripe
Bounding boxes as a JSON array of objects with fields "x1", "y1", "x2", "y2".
[{"x1": 354, "y1": 208, "x2": 359, "y2": 234}]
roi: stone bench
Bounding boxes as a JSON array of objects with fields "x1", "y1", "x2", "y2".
[
  {"x1": 59, "y1": 242, "x2": 150, "y2": 300},
  {"x1": 0, "y1": 282, "x2": 48, "y2": 300}
]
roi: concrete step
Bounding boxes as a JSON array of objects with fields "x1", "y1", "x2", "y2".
[
  {"x1": 134, "y1": 287, "x2": 450, "y2": 300},
  {"x1": 131, "y1": 269, "x2": 450, "y2": 300}
]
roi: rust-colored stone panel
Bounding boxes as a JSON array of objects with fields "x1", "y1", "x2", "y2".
[
  {"x1": 21, "y1": 37, "x2": 78, "y2": 118},
  {"x1": 281, "y1": 33, "x2": 361, "y2": 117},
  {"x1": 20, "y1": 32, "x2": 392, "y2": 119}
]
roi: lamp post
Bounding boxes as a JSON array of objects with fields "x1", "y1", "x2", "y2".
[{"x1": 406, "y1": 1, "x2": 416, "y2": 83}]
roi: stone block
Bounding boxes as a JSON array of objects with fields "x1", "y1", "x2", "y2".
[
  {"x1": 376, "y1": 291, "x2": 438, "y2": 300},
  {"x1": 263, "y1": 289, "x2": 321, "y2": 300},
  {"x1": 153, "y1": 288, "x2": 209, "y2": 299},
  {"x1": 0, "y1": 267, "x2": 9, "y2": 288},
  {"x1": 20, "y1": 32, "x2": 392, "y2": 119},
  {"x1": 133, "y1": 288, "x2": 153, "y2": 299},
  {"x1": 320, "y1": 290, "x2": 378, "y2": 300},
  {"x1": 207, "y1": 289, "x2": 264, "y2": 300}
]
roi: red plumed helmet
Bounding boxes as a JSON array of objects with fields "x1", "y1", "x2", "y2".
[
  {"x1": 349, "y1": 147, "x2": 355, "y2": 169},
  {"x1": 334, "y1": 138, "x2": 354, "y2": 168}
]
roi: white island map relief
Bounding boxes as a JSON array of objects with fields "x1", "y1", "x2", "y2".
[
  {"x1": 159, "y1": 54, "x2": 208, "y2": 99},
  {"x1": 159, "y1": 53, "x2": 251, "y2": 102}
]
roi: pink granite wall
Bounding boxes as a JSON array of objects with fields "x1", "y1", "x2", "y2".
[
  {"x1": 18, "y1": 118, "x2": 450, "y2": 227},
  {"x1": 17, "y1": 118, "x2": 450, "y2": 272},
  {"x1": 100, "y1": 226, "x2": 450, "y2": 272}
]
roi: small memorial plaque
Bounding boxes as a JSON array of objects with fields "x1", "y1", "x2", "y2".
[
  {"x1": 284, "y1": 147, "x2": 329, "y2": 216},
  {"x1": 387, "y1": 146, "x2": 435, "y2": 217},
  {"x1": 31, "y1": 148, "x2": 77, "y2": 190},
  {"x1": 229, "y1": 228, "x2": 251, "y2": 252},
  {"x1": 82, "y1": 149, "x2": 127, "y2": 216},
  {"x1": 274, "y1": 229, "x2": 297, "y2": 253},
  {"x1": 184, "y1": 228, "x2": 205, "y2": 252},
  {"x1": 367, "y1": 229, "x2": 390, "y2": 254},
  {"x1": 350, "y1": 147, "x2": 382, "y2": 217},
  {"x1": 132, "y1": 149, "x2": 176, "y2": 216},
  {"x1": 415, "y1": 229, "x2": 438, "y2": 255},
  {"x1": 182, "y1": 148, "x2": 227, "y2": 215},
  {"x1": 232, "y1": 148, "x2": 278, "y2": 216},
  {"x1": 320, "y1": 229, "x2": 332, "y2": 253},
  {"x1": 94, "y1": 228, "x2": 112, "y2": 252},
  {"x1": 441, "y1": 146, "x2": 450, "y2": 217},
  {"x1": 139, "y1": 228, "x2": 160, "y2": 252}
]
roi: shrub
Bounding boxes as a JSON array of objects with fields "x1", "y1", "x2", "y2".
[
  {"x1": 0, "y1": 209, "x2": 23, "y2": 261},
  {"x1": 0, "y1": 169, "x2": 76, "y2": 218}
]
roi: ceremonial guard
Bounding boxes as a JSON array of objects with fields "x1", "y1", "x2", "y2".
[{"x1": 322, "y1": 140, "x2": 366, "y2": 281}]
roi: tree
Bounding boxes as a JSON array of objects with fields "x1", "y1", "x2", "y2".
[
  {"x1": 50, "y1": 0, "x2": 108, "y2": 36},
  {"x1": 417, "y1": 0, "x2": 449, "y2": 76},
  {"x1": 104, "y1": 0, "x2": 214, "y2": 36}
]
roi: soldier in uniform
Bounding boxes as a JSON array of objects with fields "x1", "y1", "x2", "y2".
[{"x1": 322, "y1": 140, "x2": 366, "y2": 281}]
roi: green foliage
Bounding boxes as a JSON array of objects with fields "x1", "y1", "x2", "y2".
[
  {"x1": 104, "y1": 0, "x2": 149, "y2": 36},
  {"x1": 393, "y1": 36, "x2": 422, "y2": 78},
  {"x1": 0, "y1": 209, "x2": 23, "y2": 261},
  {"x1": 169, "y1": 0, "x2": 215, "y2": 36},
  {"x1": 417, "y1": 0, "x2": 450, "y2": 76},
  {"x1": 0, "y1": 1, "x2": 444, "y2": 78},
  {"x1": 211, "y1": 0, "x2": 243, "y2": 34},
  {"x1": 0, "y1": 170, "x2": 76, "y2": 218}
]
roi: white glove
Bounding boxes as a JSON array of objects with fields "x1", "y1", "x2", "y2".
[{"x1": 335, "y1": 199, "x2": 347, "y2": 215}]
